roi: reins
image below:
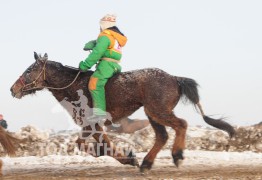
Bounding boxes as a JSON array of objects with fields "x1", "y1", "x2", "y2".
[
  {"x1": 21, "y1": 60, "x2": 81, "y2": 92},
  {"x1": 44, "y1": 71, "x2": 81, "y2": 90}
]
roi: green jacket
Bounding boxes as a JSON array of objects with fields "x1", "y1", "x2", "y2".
[{"x1": 79, "y1": 29, "x2": 127, "y2": 71}]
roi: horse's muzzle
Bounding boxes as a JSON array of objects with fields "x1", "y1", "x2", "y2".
[{"x1": 10, "y1": 86, "x2": 22, "y2": 99}]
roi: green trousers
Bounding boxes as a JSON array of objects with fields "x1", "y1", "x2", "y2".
[{"x1": 88, "y1": 60, "x2": 121, "y2": 115}]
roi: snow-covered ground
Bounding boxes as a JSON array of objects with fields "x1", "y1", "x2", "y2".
[
  {"x1": 2, "y1": 124, "x2": 262, "y2": 178},
  {"x1": 2, "y1": 150, "x2": 262, "y2": 174}
]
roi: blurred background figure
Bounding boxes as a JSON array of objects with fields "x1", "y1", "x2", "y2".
[
  {"x1": 107, "y1": 118, "x2": 149, "y2": 133},
  {"x1": 0, "y1": 114, "x2": 8, "y2": 129}
]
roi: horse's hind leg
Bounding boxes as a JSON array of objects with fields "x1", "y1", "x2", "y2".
[
  {"x1": 145, "y1": 109, "x2": 188, "y2": 168},
  {"x1": 168, "y1": 115, "x2": 188, "y2": 167},
  {"x1": 161, "y1": 114, "x2": 187, "y2": 167},
  {"x1": 140, "y1": 117, "x2": 168, "y2": 173}
]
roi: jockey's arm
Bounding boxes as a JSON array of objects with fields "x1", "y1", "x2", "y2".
[
  {"x1": 79, "y1": 36, "x2": 110, "y2": 71},
  {"x1": 83, "y1": 40, "x2": 96, "y2": 51}
]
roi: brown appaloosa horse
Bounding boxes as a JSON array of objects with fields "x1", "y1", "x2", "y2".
[{"x1": 10, "y1": 52, "x2": 235, "y2": 172}]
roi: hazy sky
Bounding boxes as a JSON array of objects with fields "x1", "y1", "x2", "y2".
[{"x1": 1, "y1": 0, "x2": 261, "y2": 132}]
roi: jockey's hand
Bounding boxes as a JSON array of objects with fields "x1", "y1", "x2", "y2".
[
  {"x1": 79, "y1": 61, "x2": 90, "y2": 72},
  {"x1": 83, "y1": 40, "x2": 96, "y2": 51}
]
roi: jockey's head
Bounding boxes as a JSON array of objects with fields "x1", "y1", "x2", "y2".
[{"x1": 100, "y1": 14, "x2": 117, "y2": 31}]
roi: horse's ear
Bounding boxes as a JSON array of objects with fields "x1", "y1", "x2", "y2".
[
  {"x1": 43, "y1": 53, "x2": 48, "y2": 60},
  {"x1": 34, "y1": 52, "x2": 39, "y2": 61}
]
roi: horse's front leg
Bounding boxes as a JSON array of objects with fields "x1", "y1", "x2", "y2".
[{"x1": 77, "y1": 124, "x2": 139, "y2": 167}]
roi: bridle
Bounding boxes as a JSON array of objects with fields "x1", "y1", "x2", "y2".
[{"x1": 19, "y1": 60, "x2": 81, "y2": 92}]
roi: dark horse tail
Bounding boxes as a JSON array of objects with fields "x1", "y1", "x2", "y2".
[{"x1": 176, "y1": 77, "x2": 235, "y2": 138}]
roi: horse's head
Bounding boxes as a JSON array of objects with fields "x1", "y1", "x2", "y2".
[{"x1": 10, "y1": 52, "x2": 49, "y2": 99}]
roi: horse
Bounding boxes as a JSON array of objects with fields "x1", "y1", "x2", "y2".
[
  {"x1": 10, "y1": 52, "x2": 235, "y2": 172},
  {"x1": 107, "y1": 118, "x2": 150, "y2": 134},
  {"x1": 0, "y1": 126, "x2": 21, "y2": 175}
]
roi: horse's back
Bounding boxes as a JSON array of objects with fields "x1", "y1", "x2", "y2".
[
  {"x1": 111, "y1": 68, "x2": 172, "y2": 83},
  {"x1": 106, "y1": 68, "x2": 178, "y2": 105}
]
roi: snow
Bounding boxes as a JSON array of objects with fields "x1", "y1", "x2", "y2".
[
  {"x1": 2, "y1": 150, "x2": 261, "y2": 174},
  {"x1": 183, "y1": 150, "x2": 262, "y2": 167},
  {"x1": 2, "y1": 124, "x2": 261, "y2": 176},
  {"x1": 2, "y1": 155, "x2": 121, "y2": 167}
]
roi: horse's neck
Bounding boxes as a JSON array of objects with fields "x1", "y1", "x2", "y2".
[
  {"x1": 45, "y1": 62, "x2": 93, "y2": 118},
  {"x1": 45, "y1": 62, "x2": 80, "y2": 101},
  {"x1": 46, "y1": 62, "x2": 78, "y2": 83}
]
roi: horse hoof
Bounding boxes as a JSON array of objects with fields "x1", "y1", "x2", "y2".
[
  {"x1": 140, "y1": 167, "x2": 150, "y2": 175},
  {"x1": 131, "y1": 158, "x2": 139, "y2": 167},
  {"x1": 174, "y1": 159, "x2": 183, "y2": 167},
  {"x1": 172, "y1": 150, "x2": 184, "y2": 168},
  {"x1": 140, "y1": 160, "x2": 153, "y2": 173},
  {"x1": 127, "y1": 150, "x2": 139, "y2": 167}
]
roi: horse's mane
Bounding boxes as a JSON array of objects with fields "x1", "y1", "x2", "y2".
[{"x1": 47, "y1": 60, "x2": 94, "y2": 75}]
